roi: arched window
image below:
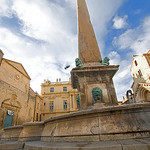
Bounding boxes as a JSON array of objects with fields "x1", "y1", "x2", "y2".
[
  {"x1": 135, "y1": 60, "x2": 138, "y2": 66},
  {"x1": 138, "y1": 70, "x2": 142, "y2": 78}
]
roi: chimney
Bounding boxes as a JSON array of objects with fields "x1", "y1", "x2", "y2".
[{"x1": 0, "y1": 49, "x2": 4, "y2": 65}]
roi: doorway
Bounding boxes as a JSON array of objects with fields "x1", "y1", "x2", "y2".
[{"x1": 4, "y1": 110, "x2": 14, "y2": 128}]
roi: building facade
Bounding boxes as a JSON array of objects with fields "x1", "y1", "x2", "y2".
[
  {"x1": 34, "y1": 93, "x2": 43, "y2": 122},
  {"x1": 41, "y1": 79, "x2": 78, "y2": 120},
  {"x1": 130, "y1": 50, "x2": 150, "y2": 103},
  {"x1": 0, "y1": 49, "x2": 79, "y2": 129},
  {"x1": 0, "y1": 50, "x2": 37, "y2": 130}
]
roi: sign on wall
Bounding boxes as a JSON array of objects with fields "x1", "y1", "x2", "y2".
[{"x1": 7, "y1": 110, "x2": 14, "y2": 116}]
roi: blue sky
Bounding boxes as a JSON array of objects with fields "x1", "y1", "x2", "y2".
[{"x1": 0, "y1": 0, "x2": 150, "y2": 101}]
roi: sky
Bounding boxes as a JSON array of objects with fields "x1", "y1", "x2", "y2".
[{"x1": 0, "y1": 0, "x2": 150, "y2": 101}]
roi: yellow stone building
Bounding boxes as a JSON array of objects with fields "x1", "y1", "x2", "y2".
[
  {"x1": 40, "y1": 79, "x2": 78, "y2": 120},
  {"x1": 0, "y1": 50, "x2": 37, "y2": 130},
  {"x1": 34, "y1": 93, "x2": 43, "y2": 122}
]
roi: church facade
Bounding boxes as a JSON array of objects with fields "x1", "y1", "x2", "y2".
[
  {"x1": 130, "y1": 50, "x2": 150, "y2": 103},
  {"x1": 0, "y1": 50, "x2": 37, "y2": 130}
]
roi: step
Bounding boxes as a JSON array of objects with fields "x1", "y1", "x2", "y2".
[{"x1": 0, "y1": 138, "x2": 150, "y2": 150}]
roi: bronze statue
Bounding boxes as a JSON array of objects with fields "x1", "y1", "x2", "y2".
[
  {"x1": 101, "y1": 57, "x2": 110, "y2": 66},
  {"x1": 75, "y1": 58, "x2": 83, "y2": 67},
  {"x1": 92, "y1": 88, "x2": 104, "y2": 104}
]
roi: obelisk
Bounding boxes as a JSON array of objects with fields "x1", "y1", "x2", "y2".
[
  {"x1": 77, "y1": 0, "x2": 102, "y2": 63},
  {"x1": 71, "y1": 0, "x2": 119, "y2": 110}
]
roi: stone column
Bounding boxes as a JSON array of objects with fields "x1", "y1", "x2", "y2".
[{"x1": 77, "y1": 0, "x2": 102, "y2": 63}]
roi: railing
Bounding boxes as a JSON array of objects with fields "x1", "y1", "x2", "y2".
[{"x1": 42, "y1": 81, "x2": 71, "y2": 85}]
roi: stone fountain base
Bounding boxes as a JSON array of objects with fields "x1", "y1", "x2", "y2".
[{"x1": 0, "y1": 103, "x2": 150, "y2": 142}]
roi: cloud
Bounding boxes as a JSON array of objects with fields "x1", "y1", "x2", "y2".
[
  {"x1": 65, "y1": 0, "x2": 77, "y2": 9},
  {"x1": 108, "y1": 50, "x2": 133, "y2": 101},
  {"x1": 113, "y1": 15, "x2": 128, "y2": 29},
  {"x1": 114, "y1": 62, "x2": 133, "y2": 101},
  {"x1": 113, "y1": 16, "x2": 150, "y2": 54},
  {"x1": 108, "y1": 51, "x2": 120, "y2": 65},
  {"x1": 0, "y1": 0, "x2": 126, "y2": 95},
  {"x1": 110, "y1": 15, "x2": 150, "y2": 101},
  {"x1": 11, "y1": 0, "x2": 78, "y2": 61},
  {"x1": 12, "y1": 0, "x2": 72, "y2": 42},
  {"x1": 0, "y1": 0, "x2": 78, "y2": 94},
  {"x1": 86, "y1": 0, "x2": 126, "y2": 51},
  {"x1": 0, "y1": 26, "x2": 76, "y2": 93},
  {"x1": 0, "y1": 0, "x2": 13, "y2": 18}
]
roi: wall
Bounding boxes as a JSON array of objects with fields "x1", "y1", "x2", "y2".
[
  {"x1": 41, "y1": 80, "x2": 78, "y2": 120},
  {"x1": 0, "y1": 59, "x2": 30, "y2": 93},
  {"x1": 131, "y1": 55, "x2": 150, "y2": 83},
  {"x1": 34, "y1": 94, "x2": 43, "y2": 122},
  {"x1": 0, "y1": 80, "x2": 35, "y2": 130},
  {"x1": 0, "y1": 103, "x2": 150, "y2": 142},
  {"x1": 0, "y1": 58, "x2": 35, "y2": 130},
  {"x1": 131, "y1": 54, "x2": 150, "y2": 102},
  {"x1": 41, "y1": 103, "x2": 150, "y2": 142}
]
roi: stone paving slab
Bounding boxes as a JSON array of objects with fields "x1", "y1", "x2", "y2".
[{"x1": 0, "y1": 138, "x2": 150, "y2": 150}]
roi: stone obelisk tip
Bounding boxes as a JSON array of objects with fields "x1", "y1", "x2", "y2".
[{"x1": 77, "y1": 0, "x2": 102, "y2": 64}]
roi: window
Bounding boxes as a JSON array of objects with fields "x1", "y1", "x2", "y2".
[
  {"x1": 50, "y1": 88, "x2": 54, "y2": 92},
  {"x1": 36, "y1": 113, "x2": 38, "y2": 121},
  {"x1": 77, "y1": 94, "x2": 80, "y2": 108},
  {"x1": 71, "y1": 94, "x2": 73, "y2": 108},
  {"x1": 138, "y1": 69, "x2": 142, "y2": 78},
  {"x1": 39, "y1": 114, "x2": 41, "y2": 122},
  {"x1": 135, "y1": 60, "x2": 138, "y2": 66},
  {"x1": 44, "y1": 102, "x2": 46, "y2": 106},
  {"x1": 63, "y1": 87, "x2": 67, "y2": 92},
  {"x1": 50, "y1": 101, "x2": 54, "y2": 110},
  {"x1": 63, "y1": 100, "x2": 67, "y2": 109}
]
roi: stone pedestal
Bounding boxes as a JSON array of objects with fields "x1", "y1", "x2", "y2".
[{"x1": 71, "y1": 63, "x2": 119, "y2": 109}]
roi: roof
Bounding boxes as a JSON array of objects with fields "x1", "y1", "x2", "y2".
[
  {"x1": 143, "y1": 52, "x2": 150, "y2": 66},
  {"x1": 3, "y1": 58, "x2": 31, "y2": 80},
  {"x1": 147, "y1": 50, "x2": 150, "y2": 54}
]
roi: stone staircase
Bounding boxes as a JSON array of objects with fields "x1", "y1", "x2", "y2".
[{"x1": 0, "y1": 138, "x2": 150, "y2": 150}]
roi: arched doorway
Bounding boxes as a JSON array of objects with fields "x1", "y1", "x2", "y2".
[
  {"x1": 4, "y1": 110, "x2": 14, "y2": 128},
  {"x1": 0, "y1": 96, "x2": 21, "y2": 129}
]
